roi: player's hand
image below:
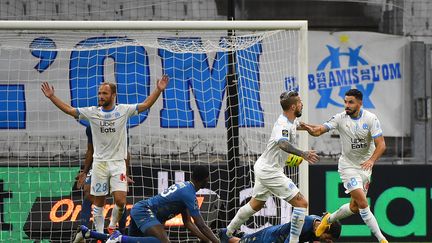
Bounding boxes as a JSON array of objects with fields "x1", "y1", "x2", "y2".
[
  {"x1": 156, "y1": 74, "x2": 169, "y2": 91},
  {"x1": 301, "y1": 150, "x2": 319, "y2": 164},
  {"x1": 75, "y1": 171, "x2": 87, "y2": 189},
  {"x1": 361, "y1": 159, "x2": 374, "y2": 171},
  {"x1": 127, "y1": 176, "x2": 135, "y2": 184},
  {"x1": 41, "y1": 82, "x2": 55, "y2": 98}
]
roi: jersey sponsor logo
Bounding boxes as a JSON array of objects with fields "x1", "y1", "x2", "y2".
[
  {"x1": 350, "y1": 138, "x2": 368, "y2": 149},
  {"x1": 282, "y1": 129, "x2": 289, "y2": 137},
  {"x1": 100, "y1": 120, "x2": 116, "y2": 133}
]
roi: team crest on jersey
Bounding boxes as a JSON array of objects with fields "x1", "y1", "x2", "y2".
[
  {"x1": 363, "y1": 123, "x2": 368, "y2": 130},
  {"x1": 282, "y1": 130, "x2": 289, "y2": 137},
  {"x1": 115, "y1": 112, "x2": 120, "y2": 118}
]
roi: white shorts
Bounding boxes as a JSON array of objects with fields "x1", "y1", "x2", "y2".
[
  {"x1": 252, "y1": 169, "x2": 299, "y2": 202},
  {"x1": 90, "y1": 160, "x2": 127, "y2": 196},
  {"x1": 339, "y1": 168, "x2": 371, "y2": 194}
]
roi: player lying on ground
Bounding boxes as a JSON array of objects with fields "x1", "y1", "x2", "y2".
[
  {"x1": 77, "y1": 214, "x2": 340, "y2": 243},
  {"x1": 74, "y1": 165, "x2": 220, "y2": 243},
  {"x1": 219, "y1": 215, "x2": 341, "y2": 243}
]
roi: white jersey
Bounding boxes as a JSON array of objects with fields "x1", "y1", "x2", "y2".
[
  {"x1": 323, "y1": 109, "x2": 383, "y2": 171},
  {"x1": 255, "y1": 114, "x2": 299, "y2": 172},
  {"x1": 78, "y1": 104, "x2": 138, "y2": 162}
]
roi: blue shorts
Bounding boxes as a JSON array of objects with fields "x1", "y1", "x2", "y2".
[{"x1": 129, "y1": 201, "x2": 162, "y2": 237}]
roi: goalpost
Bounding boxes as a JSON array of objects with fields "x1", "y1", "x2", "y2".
[{"x1": 0, "y1": 20, "x2": 308, "y2": 241}]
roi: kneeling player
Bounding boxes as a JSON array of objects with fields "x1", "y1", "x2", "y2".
[{"x1": 75, "y1": 165, "x2": 220, "y2": 243}]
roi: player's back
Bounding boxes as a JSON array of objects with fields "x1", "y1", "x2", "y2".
[
  {"x1": 238, "y1": 215, "x2": 320, "y2": 243},
  {"x1": 145, "y1": 181, "x2": 198, "y2": 223}
]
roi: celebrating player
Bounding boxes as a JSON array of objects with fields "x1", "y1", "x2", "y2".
[
  {"x1": 300, "y1": 89, "x2": 388, "y2": 243},
  {"x1": 226, "y1": 91, "x2": 319, "y2": 243},
  {"x1": 41, "y1": 75, "x2": 169, "y2": 234},
  {"x1": 219, "y1": 214, "x2": 341, "y2": 243}
]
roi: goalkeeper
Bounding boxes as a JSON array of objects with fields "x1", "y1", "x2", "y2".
[
  {"x1": 225, "y1": 91, "x2": 319, "y2": 243},
  {"x1": 219, "y1": 214, "x2": 341, "y2": 243}
]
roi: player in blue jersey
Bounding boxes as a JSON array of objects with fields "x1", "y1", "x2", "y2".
[
  {"x1": 75, "y1": 165, "x2": 220, "y2": 243},
  {"x1": 219, "y1": 215, "x2": 341, "y2": 243}
]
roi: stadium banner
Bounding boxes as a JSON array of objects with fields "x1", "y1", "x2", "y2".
[
  {"x1": 309, "y1": 164, "x2": 432, "y2": 242},
  {"x1": 0, "y1": 164, "x2": 293, "y2": 242},
  {"x1": 0, "y1": 31, "x2": 409, "y2": 159},
  {"x1": 307, "y1": 32, "x2": 409, "y2": 153}
]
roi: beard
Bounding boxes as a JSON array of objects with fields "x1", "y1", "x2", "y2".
[
  {"x1": 345, "y1": 108, "x2": 356, "y2": 115},
  {"x1": 99, "y1": 100, "x2": 111, "y2": 107},
  {"x1": 295, "y1": 110, "x2": 302, "y2": 117}
]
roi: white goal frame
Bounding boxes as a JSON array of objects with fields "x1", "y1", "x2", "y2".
[{"x1": 0, "y1": 19, "x2": 309, "y2": 203}]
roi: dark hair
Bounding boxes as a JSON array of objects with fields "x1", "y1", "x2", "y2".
[
  {"x1": 101, "y1": 82, "x2": 117, "y2": 94},
  {"x1": 280, "y1": 91, "x2": 299, "y2": 111},
  {"x1": 344, "y1": 89, "x2": 362, "y2": 101},
  {"x1": 327, "y1": 220, "x2": 341, "y2": 240},
  {"x1": 192, "y1": 165, "x2": 209, "y2": 182}
]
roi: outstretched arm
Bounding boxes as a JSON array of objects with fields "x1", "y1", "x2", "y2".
[
  {"x1": 137, "y1": 75, "x2": 169, "y2": 113},
  {"x1": 191, "y1": 214, "x2": 220, "y2": 243},
  {"x1": 41, "y1": 82, "x2": 79, "y2": 118},
  {"x1": 298, "y1": 122, "x2": 329, "y2": 137},
  {"x1": 277, "y1": 139, "x2": 319, "y2": 163}
]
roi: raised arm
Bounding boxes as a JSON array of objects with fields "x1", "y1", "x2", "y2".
[
  {"x1": 277, "y1": 139, "x2": 319, "y2": 163},
  {"x1": 137, "y1": 75, "x2": 169, "y2": 113},
  {"x1": 41, "y1": 82, "x2": 79, "y2": 118},
  {"x1": 299, "y1": 122, "x2": 329, "y2": 137},
  {"x1": 181, "y1": 210, "x2": 211, "y2": 242},
  {"x1": 361, "y1": 136, "x2": 386, "y2": 170},
  {"x1": 191, "y1": 213, "x2": 220, "y2": 243}
]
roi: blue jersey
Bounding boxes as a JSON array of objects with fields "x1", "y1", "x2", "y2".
[
  {"x1": 239, "y1": 215, "x2": 321, "y2": 243},
  {"x1": 138, "y1": 181, "x2": 200, "y2": 223},
  {"x1": 86, "y1": 126, "x2": 93, "y2": 144}
]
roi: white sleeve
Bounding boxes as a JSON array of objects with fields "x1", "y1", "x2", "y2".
[
  {"x1": 323, "y1": 114, "x2": 340, "y2": 131},
  {"x1": 371, "y1": 116, "x2": 383, "y2": 138},
  {"x1": 121, "y1": 104, "x2": 139, "y2": 118},
  {"x1": 274, "y1": 122, "x2": 290, "y2": 142},
  {"x1": 77, "y1": 107, "x2": 92, "y2": 121}
]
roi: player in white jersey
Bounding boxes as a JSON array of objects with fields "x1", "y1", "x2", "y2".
[
  {"x1": 41, "y1": 75, "x2": 169, "y2": 234},
  {"x1": 300, "y1": 89, "x2": 388, "y2": 243},
  {"x1": 226, "y1": 91, "x2": 319, "y2": 243}
]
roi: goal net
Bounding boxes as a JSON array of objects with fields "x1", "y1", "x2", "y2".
[{"x1": 0, "y1": 21, "x2": 308, "y2": 242}]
